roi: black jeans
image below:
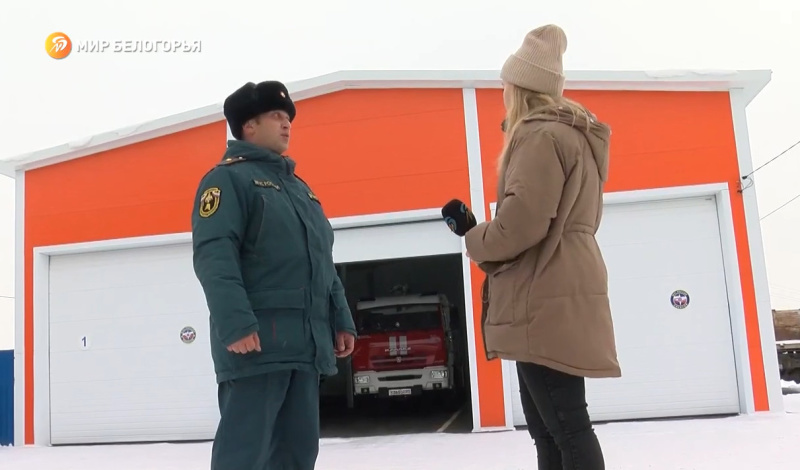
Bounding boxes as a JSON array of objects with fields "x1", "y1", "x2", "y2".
[{"x1": 516, "y1": 361, "x2": 605, "y2": 470}]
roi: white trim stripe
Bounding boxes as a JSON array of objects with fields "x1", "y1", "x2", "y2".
[
  {"x1": 715, "y1": 184, "x2": 755, "y2": 414},
  {"x1": 458, "y1": 242, "x2": 480, "y2": 432},
  {"x1": 460, "y1": 88, "x2": 507, "y2": 432},
  {"x1": 13, "y1": 171, "x2": 25, "y2": 446},
  {"x1": 0, "y1": 69, "x2": 771, "y2": 177},
  {"x1": 32, "y1": 250, "x2": 49, "y2": 446}
]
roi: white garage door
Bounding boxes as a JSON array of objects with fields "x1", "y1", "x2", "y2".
[
  {"x1": 506, "y1": 196, "x2": 741, "y2": 425},
  {"x1": 47, "y1": 219, "x2": 460, "y2": 444},
  {"x1": 48, "y1": 243, "x2": 217, "y2": 445}
]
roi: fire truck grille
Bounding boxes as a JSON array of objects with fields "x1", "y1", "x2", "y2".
[
  {"x1": 371, "y1": 356, "x2": 428, "y2": 367},
  {"x1": 378, "y1": 374, "x2": 423, "y2": 382}
]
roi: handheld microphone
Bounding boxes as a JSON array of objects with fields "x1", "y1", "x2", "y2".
[{"x1": 441, "y1": 199, "x2": 477, "y2": 236}]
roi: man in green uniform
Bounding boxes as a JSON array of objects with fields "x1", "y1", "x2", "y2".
[{"x1": 191, "y1": 80, "x2": 357, "y2": 470}]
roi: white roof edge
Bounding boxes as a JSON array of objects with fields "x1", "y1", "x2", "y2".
[{"x1": 0, "y1": 68, "x2": 772, "y2": 178}]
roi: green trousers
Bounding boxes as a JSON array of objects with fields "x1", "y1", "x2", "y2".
[{"x1": 210, "y1": 369, "x2": 321, "y2": 470}]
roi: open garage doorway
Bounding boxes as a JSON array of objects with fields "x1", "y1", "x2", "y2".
[{"x1": 319, "y1": 253, "x2": 472, "y2": 437}]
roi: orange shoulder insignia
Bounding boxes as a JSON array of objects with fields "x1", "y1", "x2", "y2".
[{"x1": 217, "y1": 156, "x2": 247, "y2": 166}]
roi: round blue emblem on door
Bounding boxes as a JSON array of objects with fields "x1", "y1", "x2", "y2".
[
  {"x1": 180, "y1": 326, "x2": 197, "y2": 344},
  {"x1": 670, "y1": 290, "x2": 690, "y2": 309}
]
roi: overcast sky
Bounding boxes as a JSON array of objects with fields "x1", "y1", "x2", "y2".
[{"x1": 0, "y1": 0, "x2": 798, "y2": 349}]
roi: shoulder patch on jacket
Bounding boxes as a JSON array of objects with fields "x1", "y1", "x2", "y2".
[
  {"x1": 217, "y1": 156, "x2": 247, "y2": 166},
  {"x1": 198, "y1": 187, "x2": 221, "y2": 218}
]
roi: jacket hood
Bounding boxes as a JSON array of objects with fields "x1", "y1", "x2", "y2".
[{"x1": 522, "y1": 105, "x2": 611, "y2": 182}]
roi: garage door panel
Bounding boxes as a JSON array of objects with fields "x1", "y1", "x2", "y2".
[
  {"x1": 48, "y1": 281, "x2": 207, "y2": 325},
  {"x1": 50, "y1": 375, "x2": 217, "y2": 413},
  {"x1": 607, "y1": 274, "x2": 732, "y2": 339},
  {"x1": 589, "y1": 340, "x2": 739, "y2": 400},
  {"x1": 601, "y1": 238, "x2": 725, "y2": 281},
  {"x1": 587, "y1": 381, "x2": 737, "y2": 410},
  {"x1": 598, "y1": 197, "x2": 718, "y2": 242},
  {"x1": 50, "y1": 376, "x2": 218, "y2": 444},
  {"x1": 49, "y1": 337, "x2": 214, "y2": 382},
  {"x1": 507, "y1": 196, "x2": 740, "y2": 426},
  {"x1": 583, "y1": 401, "x2": 738, "y2": 422},
  {"x1": 49, "y1": 247, "x2": 194, "y2": 294},
  {"x1": 333, "y1": 220, "x2": 461, "y2": 263},
  {"x1": 50, "y1": 287, "x2": 208, "y2": 352},
  {"x1": 586, "y1": 389, "x2": 740, "y2": 421},
  {"x1": 598, "y1": 228, "x2": 721, "y2": 248},
  {"x1": 50, "y1": 372, "x2": 218, "y2": 444},
  {"x1": 48, "y1": 316, "x2": 214, "y2": 382},
  {"x1": 48, "y1": 264, "x2": 193, "y2": 293}
]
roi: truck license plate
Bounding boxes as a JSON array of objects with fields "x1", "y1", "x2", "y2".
[{"x1": 388, "y1": 388, "x2": 412, "y2": 396}]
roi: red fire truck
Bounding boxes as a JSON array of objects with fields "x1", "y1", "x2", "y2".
[{"x1": 350, "y1": 293, "x2": 460, "y2": 401}]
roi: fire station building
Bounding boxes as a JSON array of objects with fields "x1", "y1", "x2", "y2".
[{"x1": 1, "y1": 69, "x2": 783, "y2": 447}]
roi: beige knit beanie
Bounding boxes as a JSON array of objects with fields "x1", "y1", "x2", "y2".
[{"x1": 500, "y1": 24, "x2": 568, "y2": 97}]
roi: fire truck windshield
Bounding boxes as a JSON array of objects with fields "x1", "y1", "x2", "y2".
[{"x1": 355, "y1": 304, "x2": 442, "y2": 334}]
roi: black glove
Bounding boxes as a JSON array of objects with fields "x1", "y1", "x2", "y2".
[{"x1": 442, "y1": 199, "x2": 477, "y2": 236}]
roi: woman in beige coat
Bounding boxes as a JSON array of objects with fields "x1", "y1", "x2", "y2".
[{"x1": 464, "y1": 24, "x2": 621, "y2": 470}]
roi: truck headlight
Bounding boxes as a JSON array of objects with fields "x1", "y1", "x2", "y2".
[
  {"x1": 354, "y1": 375, "x2": 369, "y2": 384},
  {"x1": 430, "y1": 370, "x2": 448, "y2": 379}
]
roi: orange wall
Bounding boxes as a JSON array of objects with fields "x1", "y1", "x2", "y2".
[
  {"x1": 471, "y1": 89, "x2": 768, "y2": 428},
  {"x1": 477, "y1": 90, "x2": 744, "y2": 199},
  {"x1": 289, "y1": 89, "x2": 470, "y2": 217},
  {"x1": 22, "y1": 89, "x2": 471, "y2": 444}
]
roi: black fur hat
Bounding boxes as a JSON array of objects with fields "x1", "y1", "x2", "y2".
[{"x1": 224, "y1": 80, "x2": 297, "y2": 139}]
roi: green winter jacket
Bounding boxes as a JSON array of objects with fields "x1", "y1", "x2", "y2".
[{"x1": 191, "y1": 139, "x2": 356, "y2": 383}]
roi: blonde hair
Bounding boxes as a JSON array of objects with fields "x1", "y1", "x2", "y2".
[{"x1": 498, "y1": 84, "x2": 592, "y2": 174}]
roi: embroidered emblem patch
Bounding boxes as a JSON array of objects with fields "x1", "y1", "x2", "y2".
[
  {"x1": 670, "y1": 289, "x2": 690, "y2": 309},
  {"x1": 180, "y1": 326, "x2": 196, "y2": 344},
  {"x1": 254, "y1": 179, "x2": 281, "y2": 190},
  {"x1": 199, "y1": 187, "x2": 221, "y2": 218}
]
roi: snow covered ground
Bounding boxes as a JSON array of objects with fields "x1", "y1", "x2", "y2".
[{"x1": 2, "y1": 382, "x2": 799, "y2": 470}]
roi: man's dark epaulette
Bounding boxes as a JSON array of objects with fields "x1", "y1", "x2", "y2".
[
  {"x1": 198, "y1": 156, "x2": 247, "y2": 180},
  {"x1": 217, "y1": 156, "x2": 247, "y2": 166}
]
